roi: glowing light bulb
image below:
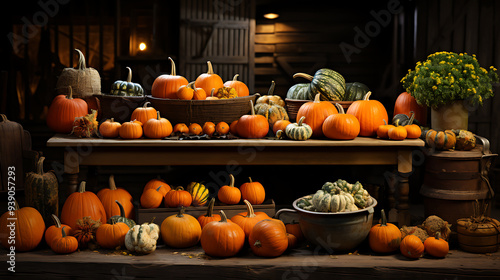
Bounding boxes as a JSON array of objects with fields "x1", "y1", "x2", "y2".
[
  {"x1": 139, "y1": 42, "x2": 147, "y2": 51},
  {"x1": 263, "y1": 13, "x2": 279, "y2": 19}
]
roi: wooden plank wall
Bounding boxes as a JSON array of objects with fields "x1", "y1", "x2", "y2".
[
  {"x1": 413, "y1": 0, "x2": 500, "y2": 154},
  {"x1": 179, "y1": 0, "x2": 255, "y2": 92}
]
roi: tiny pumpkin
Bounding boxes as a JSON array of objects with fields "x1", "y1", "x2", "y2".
[
  {"x1": 99, "y1": 118, "x2": 122, "y2": 138},
  {"x1": 141, "y1": 186, "x2": 166, "y2": 209},
  {"x1": 388, "y1": 120, "x2": 407, "y2": 141},
  {"x1": 285, "y1": 222, "x2": 304, "y2": 242},
  {"x1": 272, "y1": 119, "x2": 291, "y2": 135},
  {"x1": 201, "y1": 210, "x2": 246, "y2": 257},
  {"x1": 404, "y1": 112, "x2": 422, "y2": 139},
  {"x1": 173, "y1": 123, "x2": 189, "y2": 134},
  {"x1": 205, "y1": 88, "x2": 219, "y2": 100},
  {"x1": 229, "y1": 120, "x2": 239, "y2": 135},
  {"x1": 189, "y1": 123, "x2": 203, "y2": 135},
  {"x1": 368, "y1": 209, "x2": 401, "y2": 253},
  {"x1": 285, "y1": 116, "x2": 313, "y2": 141},
  {"x1": 218, "y1": 174, "x2": 241, "y2": 205},
  {"x1": 176, "y1": 81, "x2": 195, "y2": 100},
  {"x1": 376, "y1": 119, "x2": 394, "y2": 139},
  {"x1": 215, "y1": 121, "x2": 230, "y2": 135},
  {"x1": 203, "y1": 121, "x2": 216, "y2": 136}
]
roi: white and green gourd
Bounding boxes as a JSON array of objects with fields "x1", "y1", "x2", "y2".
[
  {"x1": 322, "y1": 179, "x2": 373, "y2": 208},
  {"x1": 285, "y1": 116, "x2": 312, "y2": 140}
]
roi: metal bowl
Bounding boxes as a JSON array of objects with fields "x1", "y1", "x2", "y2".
[{"x1": 276, "y1": 196, "x2": 377, "y2": 252}]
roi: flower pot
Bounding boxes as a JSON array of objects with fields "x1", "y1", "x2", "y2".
[{"x1": 431, "y1": 100, "x2": 468, "y2": 130}]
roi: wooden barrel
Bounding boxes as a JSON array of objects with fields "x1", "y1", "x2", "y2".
[
  {"x1": 420, "y1": 146, "x2": 494, "y2": 229},
  {"x1": 456, "y1": 218, "x2": 500, "y2": 253}
]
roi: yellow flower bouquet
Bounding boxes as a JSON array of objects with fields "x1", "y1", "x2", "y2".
[{"x1": 401, "y1": 51, "x2": 498, "y2": 109}]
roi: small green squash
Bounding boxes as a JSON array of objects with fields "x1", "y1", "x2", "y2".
[
  {"x1": 343, "y1": 82, "x2": 370, "y2": 101},
  {"x1": 285, "y1": 116, "x2": 312, "y2": 141},
  {"x1": 293, "y1": 68, "x2": 346, "y2": 101},
  {"x1": 108, "y1": 200, "x2": 136, "y2": 229},
  {"x1": 286, "y1": 83, "x2": 312, "y2": 100},
  {"x1": 110, "y1": 67, "x2": 144, "y2": 96}
]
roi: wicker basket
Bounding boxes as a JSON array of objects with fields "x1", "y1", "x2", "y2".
[
  {"x1": 94, "y1": 94, "x2": 147, "y2": 123},
  {"x1": 147, "y1": 95, "x2": 258, "y2": 125},
  {"x1": 285, "y1": 99, "x2": 354, "y2": 122}
]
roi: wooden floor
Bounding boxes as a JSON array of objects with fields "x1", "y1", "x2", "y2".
[{"x1": 1, "y1": 243, "x2": 500, "y2": 280}]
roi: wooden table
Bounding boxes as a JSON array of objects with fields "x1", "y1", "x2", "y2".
[{"x1": 47, "y1": 135, "x2": 425, "y2": 225}]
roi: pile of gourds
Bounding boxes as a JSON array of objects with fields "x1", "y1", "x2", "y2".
[{"x1": 297, "y1": 179, "x2": 373, "y2": 213}]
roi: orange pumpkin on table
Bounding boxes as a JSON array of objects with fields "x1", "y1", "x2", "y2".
[
  {"x1": 161, "y1": 207, "x2": 201, "y2": 248},
  {"x1": 143, "y1": 112, "x2": 173, "y2": 139},
  {"x1": 346, "y1": 91, "x2": 388, "y2": 137},
  {"x1": 297, "y1": 93, "x2": 337, "y2": 138},
  {"x1": 322, "y1": 103, "x2": 360, "y2": 140},
  {"x1": 218, "y1": 174, "x2": 241, "y2": 205},
  {"x1": 249, "y1": 219, "x2": 288, "y2": 257},
  {"x1": 97, "y1": 175, "x2": 134, "y2": 221},
  {"x1": 197, "y1": 198, "x2": 221, "y2": 229},
  {"x1": 394, "y1": 91, "x2": 427, "y2": 126},
  {"x1": 60, "y1": 181, "x2": 107, "y2": 230},
  {"x1": 231, "y1": 200, "x2": 269, "y2": 240},
  {"x1": 400, "y1": 234, "x2": 424, "y2": 259},
  {"x1": 368, "y1": 209, "x2": 401, "y2": 253},
  {"x1": 237, "y1": 100, "x2": 269, "y2": 139},
  {"x1": 46, "y1": 86, "x2": 88, "y2": 134},
  {"x1": 239, "y1": 177, "x2": 266, "y2": 205},
  {"x1": 201, "y1": 210, "x2": 245, "y2": 257},
  {"x1": 45, "y1": 214, "x2": 72, "y2": 245},
  {"x1": 99, "y1": 118, "x2": 122, "y2": 138},
  {"x1": 131, "y1": 102, "x2": 157, "y2": 125},
  {"x1": 119, "y1": 120, "x2": 143, "y2": 139},
  {"x1": 151, "y1": 57, "x2": 188, "y2": 99},
  {"x1": 195, "y1": 61, "x2": 224, "y2": 97}
]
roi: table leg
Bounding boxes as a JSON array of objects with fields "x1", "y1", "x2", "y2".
[
  {"x1": 63, "y1": 150, "x2": 80, "y2": 197},
  {"x1": 397, "y1": 149, "x2": 413, "y2": 226}
]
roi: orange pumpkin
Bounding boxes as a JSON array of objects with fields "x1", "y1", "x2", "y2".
[
  {"x1": 45, "y1": 214, "x2": 72, "y2": 245},
  {"x1": 140, "y1": 186, "x2": 165, "y2": 209},
  {"x1": 189, "y1": 123, "x2": 203, "y2": 135},
  {"x1": 99, "y1": 118, "x2": 122, "y2": 138},
  {"x1": 50, "y1": 226, "x2": 78, "y2": 254},
  {"x1": 376, "y1": 119, "x2": 394, "y2": 139},
  {"x1": 95, "y1": 220, "x2": 129, "y2": 249},
  {"x1": 286, "y1": 233, "x2": 298, "y2": 250},
  {"x1": 130, "y1": 101, "x2": 157, "y2": 125},
  {"x1": 205, "y1": 88, "x2": 219, "y2": 100},
  {"x1": 144, "y1": 177, "x2": 171, "y2": 194},
  {"x1": 176, "y1": 82, "x2": 195, "y2": 100},
  {"x1": 400, "y1": 234, "x2": 424, "y2": 259},
  {"x1": 404, "y1": 112, "x2": 422, "y2": 139},
  {"x1": 202, "y1": 121, "x2": 216, "y2": 136},
  {"x1": 368, "y1": 209, "x2": 401, "y2": 253},
  {"x1": 119, "y1": 120, "x2": 143, "y2": 139},
  {"x1": 201, "y1": 210, "x2": 246, "y2": 257},
  {"x1": 151, "y1": 57, "x2": 189, "y2": 99},
  {"x1": 230, "y1": 200, "x2": 269, "y2": 240},
  {"x1": 173, "y1": 123, "x2": 189, "y2": 134},
  {"x1": 230, "y1": 120, "x2": 239, "y2": 135},
  {"x1": 0, "y1": 201, "x2": 46, "y2": 251},
  {"x1": 195, "y1": 61, "x2": 224, "y2": 97},
  {"x1": 237, "y1": 100, "x2": 269, "y2": 139},
  {"x1": 224, "y1": 74, "x2": 249, "y2": 97},
  {"x1": 46, "y1": 86, "x2": 88, "y2": 133},
  {"x1": 322, "y1": 103, "x2": 360, "y2": 140},
  {"x1": 164, "y1": 186, "x2": 192, "y2": 208},
  {"x1": 424, "y1": 232, "x2": 449, "y2": 258},
  {"x1": 143, "y1": 111, "x2": 173, "y2": 139},
  {"x1": 218, "y1": 174, "x2": 241, "y2": 205},
  {"x1": 394, "y1": 91, "x2": 427, "y2": 126},
  {"x1": 161, "y1": 207, "x2": 202, "y2": 248},
  {"x1": 285, "y1": 222, "x2": 304, "y2": 242},
  {"x1": 249, "y1": 219, "x2": 288, "y2": 257},
  {"x1": 192, "y1": 84, "x2": 207, "y2": 100},
  {"x1": 239, "y1": 177, "x2": 265, "y2": 205},
  {"x1": 388, "y1": 120, "x2": 407, "y2": 141},
  {"x1": 297, "y1": 93, "x2": 338, "y2": 138},
  {"x1": 346, "y1": 92, "x2": 389, "y2": 137},
  {"x1": 272, "y1": 119, "x2": 291, "y2": 135},
  {"x1": 97, "y1": 175, "x2": 134, "y2": 221},
  {"x1": 215, "y1": 121, "x2": 230, "y2": 135},
  {"x1": 61, "y1": 181, "x2": 107, "y2": 230},
  {"x1": 197, "y1": 198, "x2": 221, "y2": 229}
]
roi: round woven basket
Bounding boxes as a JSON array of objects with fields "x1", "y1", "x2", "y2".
[
  {"x1": 94, "y1": 94, "x2": 147, "y2": 123},
  {"x1": 147, "y1": 95, "x2": 258, "y2": 125},
  {"x1": 285, "y1": 99, "x2": 354, "y2": 122}
]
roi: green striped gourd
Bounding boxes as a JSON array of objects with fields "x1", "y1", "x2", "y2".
[
  {"x1": 285, "y1": 116, "x2": 312, "y2": 141},
  {"x1": 110, "y1": 67, "x2": 144, "y2": 96},
  {"x1": 293, "y1": 68, "x2": 346, "y2": 101},
  {"x1": 108, "y1": 200, "x2": 136, "y2": 229},
  {"x1": 343, "y1": 82, "x2": 370, "y2": 101},
  {"x1": 187, "y1": 182, "x2": 209, "y2": 206},
  {"x1": 286, "y1": 83, "x2": 312, "y2": 100}
]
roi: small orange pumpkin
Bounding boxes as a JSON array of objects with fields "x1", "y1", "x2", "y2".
[
  {"x1": 272, "y1": 119, "x2": 291, "y2": 135},
  {"x1": 99, "y1": 118, "x2": 122, "y2": 138},
  {"x1": 322, "y1": 103, "x2": 360, "y2": 140},
  {"x1": 230, "y1": 120, "x2": 239, "y2": 135},
  {"x1": 119, "y1": 120, "x2": 143, "y2": 139},
  {"x1": 45, "y1": 214, "x2": 72, "y2": 245},
  {"x1": 239, "y1": 177, "x2": 266, "y2": 205},
  {"x1": 95, "y1": 220, "x2": 130, "y2": 249},
  {"x1": 131, "y1": 102, "x2": 157, "y2": 125},
  {"x1": 144, "y1": 177, "x2": 171, "y2": 194},
  {"x1": 161, "y1": 207, "x2": 202, "y2": 248},
  {"x1": 97, "y1": 175, "x2": 134, "y2": 221},
  {"x1": 297, "y1": 93, "x2": 338, "y2": 138},
  {"x1": 140, "y1": 186, "x2": 165, "y2": 209},
  {"x1": 237, "y1": 100, "x2": 269, "y2": 139},
  {"x1": 50, "y1": 226, "x2": 78, "y2": 254},
  {"x1": 218, "y1": 174, "x2": 241, "y2": 205},
  {"x1": 285, "y1": 222, "x2": 304, "y2": 242},
  {"x1": 189, "y1": 123, "x2": 203, "y2": 135},
  {"x1": 400, "y1": 234, "x2": 424, "y2": 259},
  {"x1": 164, "y1": 186, "x2": 192, "y2": 208},
  {"x1": 404, "y1": 112, "x2": 422, "y2": 139},
  {"x1": 176, "y1": 82, "x2": 195, "y2": 100},
  {"x1": 197, "y1": 198, "x2": 221, "y2": 229},
  {"x1": 376, "y1": 119, "x2": 395, "y2": 139},
  {"x1": 368, "y1": 209, "x2": 401, "y2": 253},
  {"x1": 151, "y1": 57, "x2": 189, "y2": 99},
  {"x1": 143, "y1": 111, "x2": 173, "y2": 139},
  {"x1": 195, "y1": 61, "x2": 224, "y2": 97},
  {"x1": 249, "y1": 219, "x2": 288, "y2": 257},
  {"x1": 224, "y1": 74, "x2": 249, "y2": 97},
  {"x1": 202, "y1": 122, "x2": 216, "y2": 136},
  {"x1": 215, "y1": 121, "x2": 230, "y2": 135},
  {"x1": 388, "y1": 120, "x2": 407, "y2": 141},
  {"x1": 346, "y1": 91, "x2": 389, "y2": 137},
  {"x1": 173, "y1": 123, "x2": 189, "y2": 134},
  {"x1": 424, "y1": 232, "x2": 449, "y2": 258},
  {"x1": 230, "y1": 200, "x2": 269, "y2": 240}
]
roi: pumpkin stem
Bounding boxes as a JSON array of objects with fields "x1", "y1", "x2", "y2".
[
  {"x1": 292, "y1": 73, "x2": 314, "y2": 81},
  {"x1": 115, "y1": 200, "x2": 126, "y2": 218},
  {"x1": 67, "y1": 86, "x2": 74, "y2": 99},
  {"x1": 206, "y1": 61, "x2": 215, "y2": 75},
  {"x1": 177, "y1": 206, "x2": 186, "y2": 217},
  {"x1": 363, "y1": 91, "x2": 372, "y2": 101},
  {"x1": 156, "y1": 111, "x2": 161, "y2": 120},
  {"x1": 36, "y1": 156, "x2": 45, "y2": 175},
  {"x1": 267, "y1": 80, "x2": 276, "y2": 96},
  {"x1": 206, "y1": 197, "x2": 216, "y2": 217},
  {"x1": 297, "y1": 116, "x2": 306, "y2": 126},
  {"x1": 188, "y1": 81, "x2": 196, "y2": 91},
  {"x1": 109, "y1": 175, "x2": 117, "y2": 190},
  {"x1": 51, "y1": 214, "x2": 62, "y2": 228},
  {"x1": 149, "y1": 217, "x2": 156, "y2": 224},
  {"x1": 61, "y1": 226, "x2": 68, "y2": 238},
  {"x1": 334, "y1": 103, "x2": 344, "y2": 114},
  {"x1": 383, "y1": 119, "x2": 388, "y2": 126},
  {"x1": 232, "y1": 74, "x2": 239, "y2": 81},
  {"x1": 248, "y1": 177, "x2": 253, "y2": 183},
  {"x1": 314, "y1": 93, "x2": 321, "y2": 103},
  {"x1": 168, "y1": 57, "x2": 177, "y2": 76},
  {"x1": 75, "y1": 49, "x2": 86, "y2": 70},
  {"x1": 142, "y1": 101, "x2": 152, "y2": 108},
  {"x1": 219, "y1": 210, "x2": 228, "y2": 223},
  {"x1": 436, "y1": 232, "x2": 441, "y2": 240},
  {"x1": 408, "y1": 111, "x2": 415, "y2": 125},
  {"x1": 78, "y1": 181, "x2": 86, "y2": 193},
  {"x1": 110, "y1": 118, "x2": 115, "y2": 123},
  {"x1": 155, "y1": 185, "x2": 163, "y2": 192},
  {"x1": 126, "y1": 67, "x2": 132, "y2": 83},
  {"x1": 0, "y1": 114, "x2": 7, "y2": 122},
  {"x1": 243, "y1": 199, "x2": 257, "y2": 218},
  {"x1": 175, "y1": 186, "x2": 185, "y2": 191},
  {"x1": 229, "y1": 174, "x2": 235, "y2": 188},
  {"x1": 394, "y1": 119, "x2": 400, "y2": 127},
  {"x1": 380, "y1": 209, "x2": 388, "y2": 227},
  {"x1": 253, "y1": 240, "x2": 263, "y2": 248},
  {"x1": 14, "y1": 200, "x2": 19, "y2": 211},
  {"x1": 249, "y1": 100, "x2": 256, "y2": 115},
  {"x1": 210, "y1": 88, "x2": 215, "y2": 97}
]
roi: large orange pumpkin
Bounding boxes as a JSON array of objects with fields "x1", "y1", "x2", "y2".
[
  {"x1": 201, "y1": 210, "x2": 245, "y2": 257},
  {"x1": 224, "y1": 74, "x2": 249, "y2": 97},
  {"x1": 143, "y1": 111, "x2": 173, "y2": 139},
  {"x1": 322, "y1": 103, "x2": 360, "y2": 140},
  {"x1": 46, "y1": 86, "x2": 88, "y2": 133},
  {"x1": 195, "y1": 61, "x2": 224, "y2": 97},
  {"x1": 346, "y1": 91, "x2": 388, "y2": 137},
  {"x1": 161, "y1": 207, "x2": 202, "y2": 248},
  {"x1": 151, "y1": 57, "x2": 188, "y2": 99},
  {"x1": 394, "y1": 91, "x2": 427, "y2": 126},
  {"x1": 249, "y1": 219, "x2": 288, "y2": 257},
  {"x1": 237, "y1": 100, "x2": 269, "y2": 139},
  {"x1": 60, "y1": 181, "x2": 107, "y2": 230},
  {"x1": 97, "y1": 175, "x2": 134, "y2": 221},
  {"x1": 297, "y1": 93, "x2": 338, "y2": 138},
  {"x1": 368, "y1": 209, "x2": 401, "y2": 253},
  {"x1": 95, "y1": 221, "x2": 130, "y2": 249},
  {"x1": 0, "y1": 201, "x2": 46, "y2": 251}
]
